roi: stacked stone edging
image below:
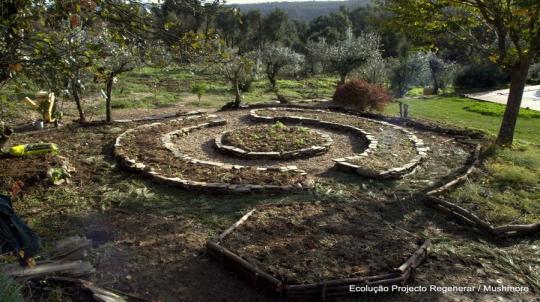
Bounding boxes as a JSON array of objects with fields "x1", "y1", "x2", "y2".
[
  {"x1": 250, "y1": 108, "x2": 427, "y2": 179},
  {"x1": 114, "y1": 114, "x2": 308, "y2": 193},
  {"x1": 214, "y1": 128, "x2": 333, "y2": 160},
  {"x1": 244, "y1": 102, "x2": 484, "y2": 139}
]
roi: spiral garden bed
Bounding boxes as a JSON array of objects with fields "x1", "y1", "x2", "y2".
[
  {"x1": 114, "y1": 114, "x2": 309, "y2": 192},
  {"x1": 206, "y1": 202, "x2": 430, "y2": 299},
  {"x1": 114, "y1": 106, "x2": 475, "y2": 195}
]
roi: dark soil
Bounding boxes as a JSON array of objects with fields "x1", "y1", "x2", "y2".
[
  {"x1": 1, "y1": 105, "x2": 536, "y2": 302},
  {"x1": 0, "y1": 154, "x2": 62, "y2": 192},
  {"x1": 222, "y1": 124, "x2": 327, "y2": 153},
  {"x1": 223, "y1": 202, "x2": 422, "y2": 284}
]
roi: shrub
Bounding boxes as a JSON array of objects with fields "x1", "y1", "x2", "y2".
[
  {"x1": 332, "y1": 79, "x2": 392, "y2": 112},
  {"x1": 454, "y1": 63, "x2": 509, "y2": 90}
]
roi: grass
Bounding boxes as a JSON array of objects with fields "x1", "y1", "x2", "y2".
[
  {"x1": 464, "y1": 101, "x2": 540, "y2": 119},
  {"x1": 384, "y1": 96, "x2": 540, "y2": 145},
  {"x1": 450, "y1": 146, "x2": 540, "y2": 225},
  {"x1": 0, "y1": 272, "x2": 23, "y2": 302},
  {"x1": 109, "y1": 67, "x2": 337, "y2": 111}
]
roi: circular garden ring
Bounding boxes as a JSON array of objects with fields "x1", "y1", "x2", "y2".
[
  {"x1": 214, "y1": 124, "x2": 333, "y2": 160},
  {"x1": 206, "y1": 202, "x2": 431, "y2": 299}
]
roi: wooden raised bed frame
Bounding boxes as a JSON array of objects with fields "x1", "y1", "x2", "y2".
[{"x1": 206, "y1": 208, "x2": 431, "y2": 299}]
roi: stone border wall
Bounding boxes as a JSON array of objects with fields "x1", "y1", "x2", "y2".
[
  {"x1": 206, "y1": 207, "x2": 431, "y2": 299},
  {"x1": 114, "y1": 114, "x2": 308, "y2": 193},
  {"x1": 214, "y1": 128, "x2": 333, "y2": 160},
  {"x1": 250, "y1": 108, "x2": 427, "y2": 179}
]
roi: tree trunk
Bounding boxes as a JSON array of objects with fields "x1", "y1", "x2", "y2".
[
  {"x1": 269, "y1": 77, "x2": 277, "y2": 91},
  {"x1": 234, "y1": 79, "x2": 241, "y2": 108},
  {"x1": 106, "y1": 72, "x2": 114, "y2": 123},
  {"x1": 266, "y1": 66, "x2": 277, "y2": 92},
  {"x1": 339, "y1": 73, "x2": 347, "y2": 85},
  {"x1": 496, "y1": 61, "x2": 530, "y2": 146},
  {"x1": 432, "y1": 74, "x2": 440, "y2": 95},
  {"x1": 71, "y1": 79, "x2": 86, "y2": 122}
]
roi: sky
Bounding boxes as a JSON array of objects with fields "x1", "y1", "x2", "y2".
[{"x1": 225, "y1": 0, "x2": 347, "y2": 4}]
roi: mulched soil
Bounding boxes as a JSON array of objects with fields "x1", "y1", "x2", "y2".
[
  {"x1": 118, "y1": 115, "x2": 306, "y2": 186},
  {"x1": 222, "y1": 124, "x2": 327, "y2": 153},
  {"x1": 168, "y1": 109, "x2": 473, "y2": 200},
  {"x1": 256, "y1": 109, "x2": 419, "y2": 171},
  {"x1": 223, "y1": 202, "x2": 422, "y2": 284}
]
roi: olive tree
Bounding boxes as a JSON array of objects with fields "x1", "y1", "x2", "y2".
[
  {"x1": 220, "y1": 50, "x2": 256, "y2": 108},
  {"x1": 26, "y1": 24, "x2": 100, "y2": 122},
  {"x1": 389, "y1": 52, "x2": 429, "y2": 97},
  {"x1": 96, "y1": 30, "x2": 141, "y2": 123},
  {"x1": 353, "y1": 52, "x2": 388, "y2": 85},
  {"x1": 305, "y1": 39, "x2": 329, "y2": 74},
  {"x1": 259, "y1": 45, "x2": 304, "y2": 92},
  {"x1": 425, "y1": 52, "x2": 456, "y2": 95},
  {"x1": 326, "y1": 29, "x2": 382, "y2": 85}
]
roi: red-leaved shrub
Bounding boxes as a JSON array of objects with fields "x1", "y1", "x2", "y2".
[{"x1": 332, "y1": 79, "x2": 392, "y2": 112}]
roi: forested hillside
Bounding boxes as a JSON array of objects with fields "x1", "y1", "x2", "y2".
[{"x1": 232, "y1": 0, "x2": 372, "y2": 21}]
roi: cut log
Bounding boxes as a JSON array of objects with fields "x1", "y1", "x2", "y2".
[{"x1": 3, "y1": 260, "x2": 95, "y2": 279}]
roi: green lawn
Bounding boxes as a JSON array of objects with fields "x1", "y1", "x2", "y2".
[{"x1": 384, "y1": 96, "x2": 540, "y2": 145}]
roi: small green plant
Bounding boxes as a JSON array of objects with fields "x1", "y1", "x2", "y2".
[
  {"x1": 190, "y1": 83, "x2": 207, "y2": 102},
  {"x1": 272, "y1": 121, "x2": 286, "y2": 130},
  {"x1": 298, "y1": 127, "x2": 309, "y2": 134}
]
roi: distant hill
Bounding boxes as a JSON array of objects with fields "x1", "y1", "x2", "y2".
[{"x1": 230, "y1": 0, "x2": 373, "y2": 22}]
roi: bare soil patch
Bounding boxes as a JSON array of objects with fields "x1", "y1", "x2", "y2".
[{"x1": 0, "y1": 155, "x2": 62, "y2": 192}]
